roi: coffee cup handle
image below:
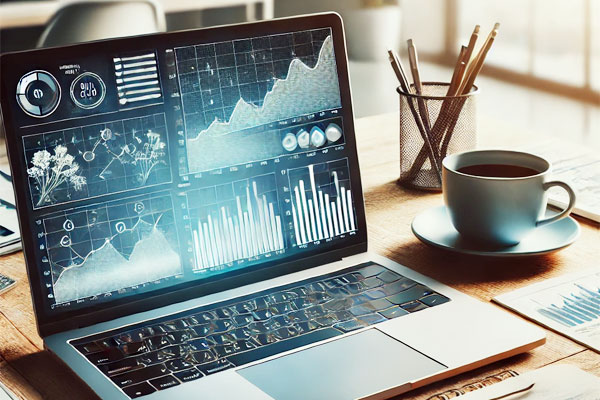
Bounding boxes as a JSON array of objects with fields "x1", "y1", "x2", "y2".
[{"x1": 536, "y1": 181, "x2": 576, "y2": 227}]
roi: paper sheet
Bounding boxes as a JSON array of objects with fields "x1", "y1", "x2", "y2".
[
  {"x1": 523, "y1": 139, "x2": 600, "y2": 222},
  {"x1": 459, "y1": 364, "x2": 600, "y2": 400},
  {"x1": 494, "y1": 268, "x2": 600, "y2": 352}
]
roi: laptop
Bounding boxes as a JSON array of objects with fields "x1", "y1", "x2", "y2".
[{"x1": 0, "y1": 13, "x2": 545, "y2": 400}]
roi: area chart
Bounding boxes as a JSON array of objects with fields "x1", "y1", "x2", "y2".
[
  {"x1": 43, "y1": 192, "x2": 182, "y2": 304},
  {"x1": 175, "y1": 28, "x2": 342, "y2": 173}
]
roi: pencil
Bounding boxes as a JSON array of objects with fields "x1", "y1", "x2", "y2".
[{"x1": 407, "y1": 39, "x2": 432, "y2": 132}]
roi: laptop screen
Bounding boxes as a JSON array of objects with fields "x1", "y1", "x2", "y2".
[{"x1": 1, "y1": 15, "x2": 365, "y2": 326}]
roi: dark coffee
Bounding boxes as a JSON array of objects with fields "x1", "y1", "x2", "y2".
[{"x1": 457, "y1": 164, "x2": 540, "y2": 178}]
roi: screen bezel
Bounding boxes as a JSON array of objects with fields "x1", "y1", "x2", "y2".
[{"x1": 0, "y1": 13, "x2": 368, "y2": 338}]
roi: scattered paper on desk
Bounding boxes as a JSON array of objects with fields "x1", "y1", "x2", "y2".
[
  {"x1": 0, "y1": 273, "x2": 16, "y2": 295},
  {"x1": 494, "y1": 268, "x2": 600, "y2": 352},
  {"x1": 459, "y1": 364, "x2": 600, "y2": 400},
  {"x1": 524, "y1": 139, "x2": 600, "y2": 222},
  {"x1": 0, "y1": 165, "x2": 21, "y2": 256}
]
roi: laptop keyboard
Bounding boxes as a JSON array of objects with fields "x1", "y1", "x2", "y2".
[{"x1": 71, "y1": 262, "x2": 450, "y2": 398}]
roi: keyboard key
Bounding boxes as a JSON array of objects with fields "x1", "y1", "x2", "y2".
[
  {"x1": 228, "y1": 328, "x2": 342, "y2": 367},
  {"x1": 377, "y1": 270, "x2": 401, "y2": 283},
  {"x1": 95, "y1": 338, "x2": 119, "y2": 350},
  {"x1": 273, "y1": 326, "x2": 300, "y2": 340},
  {"x1": 382, "y1": 279, "x2": 417, "y2": 296},
  {"x1": 304, "y1": 305, "x2": 328, "y2": 319},
  {"x1": 122, "y1": 382, "x2": 156, "y2": 398},
  {"x1": 120, "y1": 341, "x2": 148, "y2": 356},
  {"x1": 338, "y1": 272, "x2": 362, "y2": 284},
  {"x1": 285, "y1": 287, "x2": 309, "y2": 297},
  {"x1": 253, "y1": 297, "x2": 269, "y2": 310},
  {"x1": 208, "y1": 332, "x2": 236, "y2": 345},
  {"x1": 363, "y1": 288, "x2": 387, "y2": 300},
  {"x1": 314, "y1": 314, "x2": 338, "y2": 327},
  {"x1": 349, "y1": 305, "x2": 373, "y2": 316},
  {"x1": 174, "y1": 368, "x2": 204, "y2": 383},
  {"x1": 100, "y1": 357, "x2": 143, "y2": 376},
  {"x1": 325, "y1": 286, "x2": 350, "y2": 298},
  {"x1": 292, "y1": 297, "x2": 312, "y2": 309},
  {"x1": 379, "y1": 306, "x2": 409, "y2": 319},
  {"x1": 111, "y1": 364, "x2": 168, "y2": 387},
  {"x1": 307, "y1": 291, "x2": 332, "y2": 304},
  {"x1": 197, "y1": 311, "x2": 218, "y2": 322},
  {"x1": 420, "y1": 294, "x2": 450, "y2": 307},
  {"x1": 146, "y1": 335, "x2": 170, "y2": 351},
  {"x1": 76, "y1": 342, "x2": 102, "y2": 354},
  {"x1": 293, "y1": 320, "x2": 319, "y2": 334},
  {"x1": 333, "y1": 319, "x2": 367, "y2": 333},
  {"x1": 269, "y1": 302, "x2": 295, "y2": 314},
  {"x1": 333, "y1": 310, "x2": 354, "y2": 322},
  {"x1": 387, "y1": 285, "x2": 432, "y2": 305},
  {"x1": 350, "y1": 294, "x2": 370, "y2": 306},
  {"x1": 357, "y1": 313, "x2": 387, "y2": 325},
  {"x1": 213, "y1": 319, "x2": 233, "y2": 333},
  {"x1": 149, "y1": 374, "x2": 180, "y2": 390},
  {"x1": 166, "y1": 330, "x2": 195, "y2": 345},
  {"x1": 400, "y1": 301, "x2": 428, "y2": 313},
  {"x1": 252, "y1": 333, "x2": 279, "y2": 346},
  {"x1": 345, "y1": 282, "x2": 366, "y2": 294},
  {"x1": 231, "y1": 328, "x2": 252, "y2": 340},
  {"x1": 187, "y1": 350, "x2": 216, "y2": 365},
  {"x1": 158, "y1": 345, "x2": 188, "y2": 359},
  {"x1": 323, "y1": 298, "x2": 353, "y2": 311},
  {"x1": 215, "y1": 307, "x2": 234, "y2": 319},
  {"x1": 188, "y1": 338, "x2": 211, "y2": 352},
  {"x1": 233, "y1": 314, "x2": 254, "y2": 327},
  {"x1": 252, "y1": 309, "x2": 272, "y2": 321},
  {"x1": 233, "y1": 302, "x2": 255, "y2": 314},
  {"x1": 358, "y1": 264, "x2": 387, "y2": 278},
  {"x1": 197, "y1": 359, "x2": 234, "y2": 375},
  {"x1": 362, "y1": 298, "x2": 393, "y2": 311},
  {"x1": 87, "y1": 347, "x2": 124, "y2": 365},
  {"x1": 268, "y1": 292, "x2": 291, "y2": 303},
  {"x1": 166, "y1": 358, "x2": 193, "y2": 372},
  {"x1": 362, "y1": 276, "x2": 383, "y2": 289}
]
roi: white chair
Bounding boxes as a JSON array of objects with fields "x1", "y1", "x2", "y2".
[{"x1": 37, "y1": 0, "x2": 166, "y2": 48}]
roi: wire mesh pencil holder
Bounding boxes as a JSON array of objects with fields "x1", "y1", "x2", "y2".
[{"x1": 397, "y1": 82, "x2": 478, "y2": 191}]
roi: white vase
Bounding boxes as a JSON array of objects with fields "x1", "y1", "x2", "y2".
[{"x1": 341, "y1": 6, "x2": 402, "y2": 61}]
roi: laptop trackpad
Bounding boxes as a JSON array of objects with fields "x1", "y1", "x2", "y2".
[{"x1": 237, "y1": 328, "x2": 446, "y2": 400}]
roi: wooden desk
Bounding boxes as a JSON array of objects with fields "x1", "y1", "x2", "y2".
[{"x1": 0, "y1": 112, "x2": 598, "y2": 399}]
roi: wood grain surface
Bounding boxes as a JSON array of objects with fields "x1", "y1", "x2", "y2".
[{"x1": 0, "y1": 112, "x2": 598, "y2": 399}]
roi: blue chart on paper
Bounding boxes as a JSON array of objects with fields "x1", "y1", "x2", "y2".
[{"x1": 175, "y1": 29, "x2": 343, "y2": 173}]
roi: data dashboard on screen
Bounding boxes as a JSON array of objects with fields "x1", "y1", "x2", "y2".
[{"x1": 6, "y1": 27, "x2": 360, "y2": 313}]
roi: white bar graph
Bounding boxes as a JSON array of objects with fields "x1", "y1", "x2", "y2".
[
  {"x1": 288, "y1": 159, "x2": 356, "y2": 246},
  {"x1": 188, "y1": 174, "x2": 285, "y2": 271}
]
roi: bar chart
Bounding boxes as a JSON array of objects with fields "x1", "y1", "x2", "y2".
[
  {"x1": 186, "y1": 173, "x2": 285, "y2": 271},
  {"x1": 287, "y1": 158, "x2": 356, "y2": 246}
]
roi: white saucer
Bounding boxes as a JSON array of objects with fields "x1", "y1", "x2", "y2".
[{"x1": 411, "y1": 206, "x2": 580, "y2": 257}]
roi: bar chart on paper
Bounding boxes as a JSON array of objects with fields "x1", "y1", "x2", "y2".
[
  {"x1": 288, "y1": 158, "x2": 356, "y2": 246},
  {"x1": 186, "y1": 174, "x2": 285, "y2": 271}
]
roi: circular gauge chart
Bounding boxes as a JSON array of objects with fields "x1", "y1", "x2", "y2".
[
  {"x1": 70, "y1": 72, "x2": 106, "y2": 109},
  {"x1": 16, "y1": 70, "x2": 61, "y2": 118}
]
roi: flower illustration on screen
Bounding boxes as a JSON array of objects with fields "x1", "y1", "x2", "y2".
[
  {"x1": 132, "y1": 130, "x2": 166, "y2": 185},
  {"x1": 27, "y1": 145, "x2": 87, "y2": 206}
]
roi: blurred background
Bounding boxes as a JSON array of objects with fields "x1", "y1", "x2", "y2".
[{"x1": 0, "y1": 0, "x2": 599, "y2": 149}]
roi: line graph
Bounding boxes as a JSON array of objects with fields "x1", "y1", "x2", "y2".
[
  {"x1": 23, "y1": 113, "x2": 172, "y2": 209},
  {"x1": 175, "y1": 29, "x2": 342, "y2": 173},
  {"x1": 287, "y1": 158, "x2": 356, "y2": 246},
  {"x1": 185, "y1": 173, "x2": 285, "y2": 271},
  {"x1": 42, "y1": 192, "x2": 182, "y2": 304}
]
